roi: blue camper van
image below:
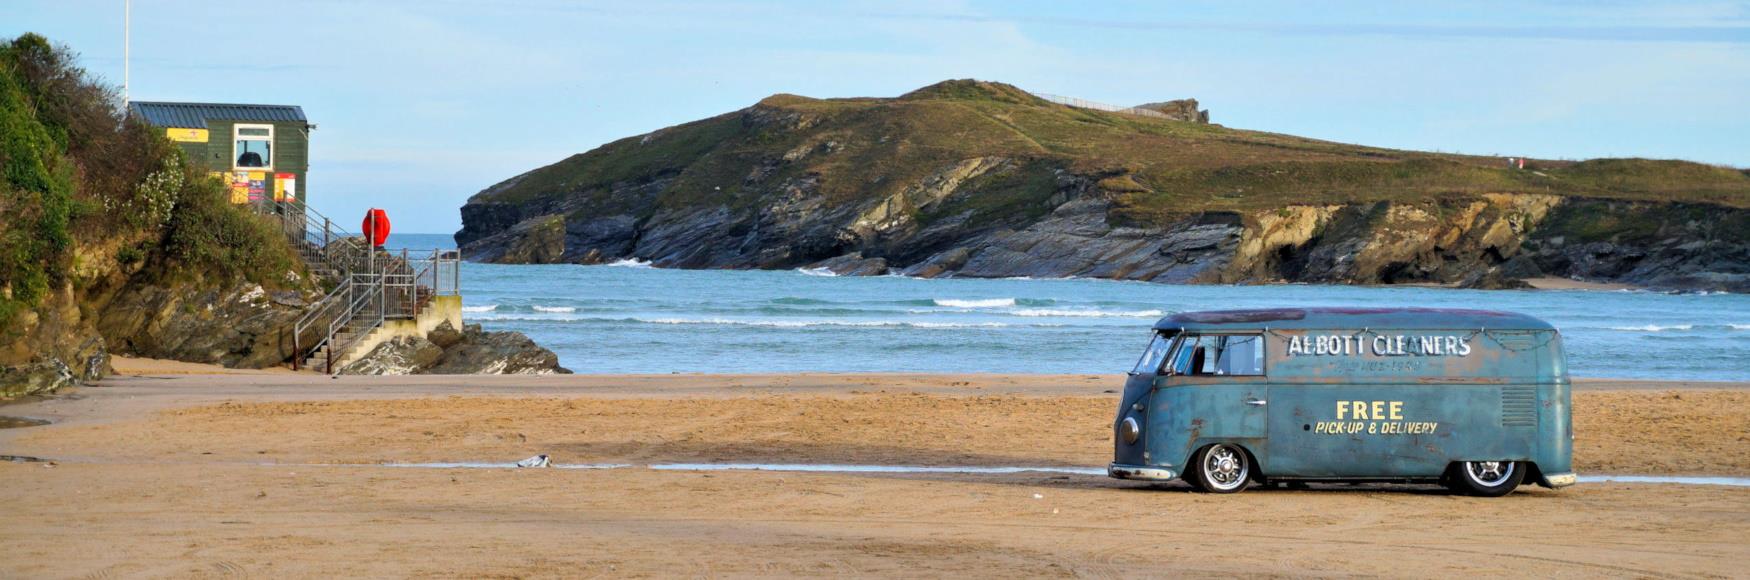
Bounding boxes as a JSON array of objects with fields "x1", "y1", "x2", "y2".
[{"x1": 1109, "y1": 308, "x2": 1575, "y2": 496}]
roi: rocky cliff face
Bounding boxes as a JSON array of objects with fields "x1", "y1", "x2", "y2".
[
  {"x1": 92, "y1": 281, "x2": 314, "y2": 369},
  {"x1": 0, "y1": 288, "x2": 108, "y2": 397},
  {"x1": 1135, "y1": 99, "x2": 1210, "y2": 123},
  {"x1": 456, "y1": 80, "x2": 1749, "y2": 292},
  {"x1": 1, "y1": 261, "x2": 314, "y2": 398}
]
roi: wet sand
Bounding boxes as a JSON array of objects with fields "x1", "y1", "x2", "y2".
[{"x1": 1, "y1": 368, "x2": 1747, "y2": 577}]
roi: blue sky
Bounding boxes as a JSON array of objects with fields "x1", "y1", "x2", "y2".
[{"x1": 8, "y1": 0, "x2": 1749, "y2": 233}]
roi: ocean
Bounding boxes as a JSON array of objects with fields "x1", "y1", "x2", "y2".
[{"x1": 385, "y1": 233, "x2": 1750, "y2": 380}]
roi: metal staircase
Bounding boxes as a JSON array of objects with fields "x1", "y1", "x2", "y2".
[{"x1": 256, "y1": 200, "x2": 459, "y2": 373}]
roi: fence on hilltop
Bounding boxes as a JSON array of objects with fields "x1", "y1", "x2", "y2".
[{"x1": 1027, "y1": 91, "x2": 1174, "y2": 120}]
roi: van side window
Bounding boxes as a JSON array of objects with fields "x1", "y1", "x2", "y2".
[
  {"x1": 1214, "y1": 334, "x2": 1265, "y2": 376},
  {"x1": 1169, "y1": 335, "x2": 1209, "y2": 375},
  {"x1": 1171, "y1": 334, "x2": 1266, "y2": 376}
]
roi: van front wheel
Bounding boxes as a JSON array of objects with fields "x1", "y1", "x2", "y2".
[
  {"x1": 1448, "y1": 461, "x2": 1524, "y2": 497},
  {"x1": 1190, "y1": 444, "x2": 1250, "y2": 493}
]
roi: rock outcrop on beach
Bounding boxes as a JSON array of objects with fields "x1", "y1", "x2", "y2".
[
  {"x1": 340, "y1": 322, "x2": 570, "y2": 375},
  {"x1": 457, "y1": 79, "x2": 1750, "y2": 292}
]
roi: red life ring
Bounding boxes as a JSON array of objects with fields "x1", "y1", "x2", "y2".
[{"x1": 361, "y1": 208, "x2": 391, "y2": 247}]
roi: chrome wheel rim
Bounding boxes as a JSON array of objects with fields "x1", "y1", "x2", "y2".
[
  {"x1": 1203, "y1": 445, "x2": 1248, "y2": 491},
  {"x1": 1464, "y1": 461, "x2": 1515, "y2": 487}
]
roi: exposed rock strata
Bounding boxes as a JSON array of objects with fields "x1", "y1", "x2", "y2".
[
  {"x1": 1135, "y1": 99, "x2": 1210, "y2": 123},
  {"x1": 93, "y1": 283, "x2": 312, "y2": 369},
  {"x1": 461, "y1": 163, "x2": 1750, "y2": 292},
  {"x1": 341, "y1": 322, "x2": 571, "y2": 376},
  {"x1": 0, "y1": 288, "x2": 107, "y2": 398}
]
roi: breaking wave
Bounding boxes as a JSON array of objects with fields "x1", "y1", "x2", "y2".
[
  {"x1": 469, "y1": 314, "x2": 1068, "y2": 329},
  {"x1": 796, "y1": 267, "x2": 838, "y2": 277},
  {"x1": 933, "y1": 298, "x2": 1016, "y2": 308},
  {"x1": 532, "y1": 305, "x2": 576, "y2": 313},
  {"x1": 641, "y1": 318, "x2": 1021, "y2": 329},
  {"x1": 1607, "y1": 324, "x2": 1695, "y2": 332},
  {"x1": 605, "y1": 258, "x2": 652, "y2": 268},
  {"x1": 461, "y1": 304, "x2": 498, "y2": 313},
  {"x1": 1010, "y1": 308, "x2": 1165, "y2": 318}
]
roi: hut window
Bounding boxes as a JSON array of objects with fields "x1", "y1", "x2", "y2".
[{"x1": 234, "y1": 124, "x2": 273, "y2": 169}]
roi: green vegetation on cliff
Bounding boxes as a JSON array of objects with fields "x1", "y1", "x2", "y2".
[
  {"x1": 0, "y1": 33, "x2": 298, "y2": 330},
  {"x1": 467, "y1": 79, "x2": 1749, "y2": 230},
  {"x1": 2, "y1": 34, "x2": 313, "y2": 396}
]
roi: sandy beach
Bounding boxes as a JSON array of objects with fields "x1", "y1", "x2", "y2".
[{"x1": 1, "y1": 363, "x2": 1747, "y2": 577}]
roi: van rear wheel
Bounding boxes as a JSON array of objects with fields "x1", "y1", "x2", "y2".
[
  {"x1": 1190, "y1": 444, "x2": 1250, "y2": 493},
  {"x1": 1447, "y1": 461, "x2": 1524, "y2": 497}
]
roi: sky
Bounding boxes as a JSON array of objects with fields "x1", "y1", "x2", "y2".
[{"x1": 7, "y1": 0, "x2": 1749, "y2": 233}]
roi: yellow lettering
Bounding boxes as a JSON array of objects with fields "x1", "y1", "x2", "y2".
[
  {"x1": 1370, "y1": 401, "x2": 1384, "y2": 420},
  {"x1": 1336, "y1": 402, "x2": 1347, "y2": 420},
  {"x1": 1390, "y1": 401, "x2": 1403, "y2": 421}
]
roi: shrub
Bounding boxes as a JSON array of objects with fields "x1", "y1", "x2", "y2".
[
  {"x1": 0, "y1": 33, "x2": 304, "y2": 328},
  {"x1": 157, "y1": 174, "x2": 296, "y2": 283}
]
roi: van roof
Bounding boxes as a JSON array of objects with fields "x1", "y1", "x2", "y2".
[{"x1": 1152, "y1": 308, "x2": 1555, "y2": 332}]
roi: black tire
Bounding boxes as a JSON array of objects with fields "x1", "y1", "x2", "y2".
[
  {"x1": 1188, "y1": 443, "x2": 1251, "y2": 494},
  {"x1": 1446, "y1": 461, "x2": 1524, "y2": 497}
]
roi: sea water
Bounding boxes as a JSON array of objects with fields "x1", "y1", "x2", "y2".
[{"x1": 386, "y1": 233, "x2": 1750, "y2": 380}]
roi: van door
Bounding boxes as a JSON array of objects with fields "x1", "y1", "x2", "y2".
[
  {"x1": 1166, "y1": 334, "x2": 1268, "y2": 460},
  {"x1": 1114, "y1": 332, "x2": 1176, "y2": 467}
]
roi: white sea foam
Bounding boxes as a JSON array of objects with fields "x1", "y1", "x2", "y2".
[
  {"x1": 1731, "y1": 324, "x2": 1750, "y2": 330},
  {"x1": 1608, "y1": 324, "x2": 1695, "y2": 332},
  {"x1": 606, "y1": 258, "x2": 652, "y2": 268},
  {"x1": 641, "y1": 318, "x2": 1014, "y2": 329},
  {"x1": 797, "y1": 267, "x2": 838, "y2": 277},
  {"x1": 461, "y1": 304, "x2": 498, "y2": 313},
  {"x1": 1011, "y1": 308, "x2": 1164, "y2": 318},
  {"x1": 933, "y1": 298, "x2": 1016, "y2": 308},
  {"x1": 533, "y1": 305, "x2": 576, "y2": 313}
]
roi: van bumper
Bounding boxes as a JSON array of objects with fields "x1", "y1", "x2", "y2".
[
  {"x1": 1109, "y1": 463, "x2": 1177, "y2": 481},
  {"x1": 1540, "y1": 471, "x2": 1578, "y2": 488}
]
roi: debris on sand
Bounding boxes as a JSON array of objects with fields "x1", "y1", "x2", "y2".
[{"x1": 515, "y1": 454, "x2": 551, "y2": 468}]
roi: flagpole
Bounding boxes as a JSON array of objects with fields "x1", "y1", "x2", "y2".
[{"x1": 123, "y1": 0, "x2": 130, "y2": 106}]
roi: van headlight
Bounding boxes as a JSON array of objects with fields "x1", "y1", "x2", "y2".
[{"x1": 1120, "y1": 417, "x2": 1140, "y2": 445}]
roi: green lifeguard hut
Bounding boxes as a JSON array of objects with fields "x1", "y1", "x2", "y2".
[{"x1": 128, "y1": 101, "x2": 311, "y2": 206}]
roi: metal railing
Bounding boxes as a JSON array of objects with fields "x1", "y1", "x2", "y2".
[
  {"x1": 255, "y1": 199, "x2": 461, "y2": 373},
  {"x1": 291, "y1": 277, "x2": 354, "y2": 364},
  {"x1": 321, "y1": 273, "x2": 386, "y2": 373}
]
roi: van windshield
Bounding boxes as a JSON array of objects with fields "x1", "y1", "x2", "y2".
[{"x1": 1131, "y1": 333, "x2": 1175, "y2": 375}]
